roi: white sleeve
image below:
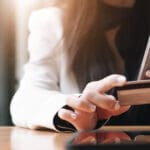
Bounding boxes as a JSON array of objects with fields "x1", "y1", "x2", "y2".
[{"x1": 10, "y1": 8, "x2": 69, "y2": 131}]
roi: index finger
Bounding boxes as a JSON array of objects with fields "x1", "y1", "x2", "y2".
[{"x1": 97, "y1": 74, "x2": 126, "y2": 93}]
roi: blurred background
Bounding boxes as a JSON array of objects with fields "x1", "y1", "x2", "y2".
[{"x1": 0, "y1": 0, "x2": 55, "y2": 126}]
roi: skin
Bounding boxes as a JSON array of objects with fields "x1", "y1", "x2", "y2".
[
  {"x1": 59, "y1": 75, "x2": 128, "y2": 130},
  {"x1": 58, "y1": 0, "x2": 150, "y2": 131},
  {"x1": 146, "y1": 70, "x2": 150, "y2": 78}
]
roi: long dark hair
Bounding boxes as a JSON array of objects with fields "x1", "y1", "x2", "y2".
[{"x1": 61, "y1": 0, "x2": 124, "y2": 91}]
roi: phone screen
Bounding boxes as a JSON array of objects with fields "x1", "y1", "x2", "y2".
[{"x1": 66, "y1": 130, "x2": 150, "y2": 150}]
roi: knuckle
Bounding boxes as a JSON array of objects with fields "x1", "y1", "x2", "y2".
[
  {"x1": 107, "y1": 95, "x2": 116, "y2": 101},
  {"x1": 108, "y1": 75, "x2": 118, "y2": 83},
  {"x1": 86, "y1": 81, "x2": 96, "y2": 89},
  {"x1": 67, "y1": 95, "x2": 85, "y2": 109},
  {"x1": 84, "y1": 91, "x2": 95, "y2": 100},
  {"x1": 84, "y1": 81, "x2": 98, "y2": 94},
  {"x1": 58, "y1": 109, "x2": 66, "y2": 117},
  {"x1": 76, "y1": 100, "x2": 85, "y2": 108}
]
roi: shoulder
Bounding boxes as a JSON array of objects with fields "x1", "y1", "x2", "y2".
[
  {"x1": 28, "y1": 7, "x2": 62, "y2": 38},
  {"x1": 28, "y1": 7, "x2": 63, "y2": 62}
]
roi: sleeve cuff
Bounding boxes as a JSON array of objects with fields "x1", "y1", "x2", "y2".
[{"x1": 53, "y1": 105, "x2": 77, "y2": 132}]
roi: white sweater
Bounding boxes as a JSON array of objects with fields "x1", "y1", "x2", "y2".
[{"x1": 10, "y1": 7, "x2": 81, "y2": 131}]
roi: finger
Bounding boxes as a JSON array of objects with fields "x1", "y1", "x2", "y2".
[
  {"x1": 145, "y1": 70, "x2": 150, "y2": 78},
  {"x1": 97, "y1": 74, "x2": 126, "y2": 93},
  {"x1": 58, "y1": 109, "x2": 97, "y2": 131},
  {"x1": 57, "y1": 108, "x2": 96, "y2": 131},
  {"x1": 96, "y1": 105, "x2": 130, "y2": 120},
  {"x1": 81, "y1": 93, "x2": 120, "y2": 111},
  {"x1": 108, "y1": 105, "x2": 130, "y2": 116},
  {"x1": 75, "y1": 136, "x2": 96, "y2": 144},
  {"x1": 58, "y1": 109, "x2": 77, "y2": 123},
  {"x1": 73, "y1": 132, "x2": 96, "y2": 144},
  {"x1": 66, "y1": 96, "x2": 96, "y2": 113}
]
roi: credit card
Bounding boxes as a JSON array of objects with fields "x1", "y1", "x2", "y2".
[{"x1": 117, "y1": 80, "x2": 150, "y2": 106}]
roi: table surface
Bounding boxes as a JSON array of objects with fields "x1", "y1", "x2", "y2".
[{"x1": 1, "y1": 126, "x2": 150, "y2": 150}]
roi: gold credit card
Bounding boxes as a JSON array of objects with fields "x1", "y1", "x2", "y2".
[{"x1": 117, "y1": 80, "x2": 150, "y2": 106}]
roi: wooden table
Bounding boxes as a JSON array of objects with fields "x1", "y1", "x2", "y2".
[{"x1": 1, "y1": 126, "x2": 150, "y2": 150}]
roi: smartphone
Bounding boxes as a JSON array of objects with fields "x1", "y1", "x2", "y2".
[
  {"x1": 116, "y1": 37, "x2": 150, "y2": 106},
  {"x1": 138, "y1": 36, "x2": 150, "y2": 80},
  {"x1": 66, "y1": 130, "x2": 150, "y2": 150}
]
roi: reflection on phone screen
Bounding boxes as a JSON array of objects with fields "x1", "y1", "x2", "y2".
[{"x1": 66, "y1": 130, "x2": 150, "y2": 150}]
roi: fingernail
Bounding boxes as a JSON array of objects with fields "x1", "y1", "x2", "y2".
[
  {"x1": 117, "y1": 76, "x2": 126, "y2": 83},
  {"x1": 108, "y1": 95, "x2": 116, "y2": 101},
  {"x1": 114, "y1": 101, "x2": 120, "y2": 110},
  {"x1": 82, "y1": 136, "x2": 97, "y2": 144},
  {"x1": 89, "y1": 104, "x2": 96, "y2": 112},
  {"x1": 89, "y1": 137, "x2": 97, "y2": 144},
  {"x1": 146, "y1": 70, "x2": 150, "y2": 77},
  {"x1": 114, "y1": 137, "x2": 121, "y2": 143},
  {"x1": 71, "y1": 113, "x2": 77, "y2": 119}
]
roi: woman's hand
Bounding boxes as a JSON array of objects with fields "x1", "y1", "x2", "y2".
[
  {"x1": 58, "y1": 95, "x2": 98, "y2": 131},
  {"x1": 145, "y1": 70, "x2": 150, "y2": 78},
  {"x1": 58, "y1": 74, "x2": 130, "y2": 131},
  {"x1": 80, "y1": 74, "x2": 129, "y2": 120}
]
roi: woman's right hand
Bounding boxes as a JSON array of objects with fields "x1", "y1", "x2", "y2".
[
  {"x1": 80, "y1": 74, "x2": 130, "y2": 119},
  {"x1": 58, "y1": 74, "x2": 130, "y2": 131}
]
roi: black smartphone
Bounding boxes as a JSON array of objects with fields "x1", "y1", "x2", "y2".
[
  {"x1": 138, "y1": 36, "x2": 150, "y2": 80},
  {"x1": 66, "y1": 130, "x2": 150, "y2": 150}
]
